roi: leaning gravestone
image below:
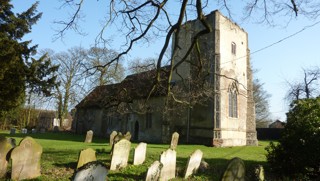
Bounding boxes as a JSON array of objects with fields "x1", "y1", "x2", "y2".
[
  {"x1": 170, "y1": 132, "x2": 179, "y2": 150},
  {"x1": 184, "y1": 149, "x2": 203, "y2": 178},
  {"x1": 0, "y1": 136, "x2": 14, "y2": 178},
  {"x1": 72, "y1": 161, "x2": 108, "y2": 181},
  {"x1": 159, "y1": 149, "x2": 176, "y2": 180},
  {"x1": 11, "y1": 136, "x2": 42, "y2": 180},
  {"x1": 110, "y1": 139, "x2": 131, "y2": 170},
  {"x1": 220, "y1": 157, "x2": 246, "y2": 181},
  {"x1": 109, "y1": 131, "x2": 117, "y2": 145},
  {"x1": 133, "y1": 142, "x2": 147, "y2": 165},
  {"x1": 145, "y1": 161, "x2": 162, "y2": 181},
  {"x1": 77, "y1": 148, "x2": 97, "y2": 169},
  {"x1": 84, "y1": 130, "x2": 93, "y2": 143}
]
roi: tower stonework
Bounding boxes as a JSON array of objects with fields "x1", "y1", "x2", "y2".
[{"x1": 172, "y1": 10, "x2": 258, "y2": 147}]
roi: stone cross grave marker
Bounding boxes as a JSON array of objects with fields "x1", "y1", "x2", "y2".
[
  {"x1": 145, "y1": 161, "x2": 162, "y2": 181},
  {"x1": 72, "y1": 161, "x2": 108, "y2": 181},
  {"x1": 110, "y1": 139, "x2": 131, "y2": 170},
  {"x1": 159, "y1": 149, "x2": 176, "y2": 180},
  {"x1": 220, "y1": 157, "x2": 246, "y2": 181},
  {"x1": 10, "y1": 136, "x2": 42, "y2": 180},
  {"x1": 170, "y1": 132, "x2": 179, "y2": 150},
  {"x1": 184, "y1": 149, "x2": 203, "y2": 178},
  {"x1": 0, "y1": 136, "x2": 14, "y2": 178},
  {"x1": 109, "y1": 131, "x2": 117, "y2": 145},
  {"x1": 84, "y1": 130, "x2": 93, "y2": 143},
  {"x1": 133, "y1": 142, "x2": 147, "y2": 165},
  {"x1": 77, "y1": 148, "x2": 97, "y2": 169}
]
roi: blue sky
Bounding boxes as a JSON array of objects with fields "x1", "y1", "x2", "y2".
[{"x1": 12, "y1": 1, "x2": 320, "y2": 121}]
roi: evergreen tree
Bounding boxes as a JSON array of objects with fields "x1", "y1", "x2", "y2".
[{"x1": 0, "y1": 1, "x2": 57, "y2": 112}]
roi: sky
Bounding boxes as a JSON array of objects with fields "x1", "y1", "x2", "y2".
[{"x1": 11, "y1": 1, "x2": 320, "y2": 121}]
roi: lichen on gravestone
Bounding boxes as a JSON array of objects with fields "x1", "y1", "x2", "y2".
[{"x1": 10, "y1": 136, "x2": 42, "y2": 180}]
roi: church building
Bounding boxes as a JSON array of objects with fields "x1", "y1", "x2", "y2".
[{"x1": 73, "y1": 10, "x2": 258, "y2": 147}]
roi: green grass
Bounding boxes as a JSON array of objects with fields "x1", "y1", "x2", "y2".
[{"x1": 0, "y1": 131, "x2": 270, "y2": 180}]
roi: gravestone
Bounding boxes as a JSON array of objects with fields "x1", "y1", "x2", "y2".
[
  {"x1": 170, "y1": 132, "x2": 179, "y2": 150},
  {"x1": 10, "y1": 128, "x2": 15, "y2": 134},
  {"x1": 77, "y1": 148, "x2": 97, "y2": 169},
  {"x1": 110, "y1": 139, "x2": 131, "y2": 170},
  {"x1": 124, "y1": 131, "x2": 132, "y2": 141},
  {"x1": 184, "y1": 149, "x2": 203, "y2": 178},
  {"x1": 145, "y1": 161, "x2": 162, "y2": 181},
  {"x1": 0, "y1": 136, "x2": 14, "y2": 178},
  {"x1": 72, "y1": 161, "x2": 108, "y2": 181},
  {"x1": 109, "y1": 131, "x2": 117, "y2": 145},
  {"x1": 11, "y1": 136, "x2": 42, "y2": 180},
  {"x1": 21, "y1": 128, "x2": 27, "y2": 134},
  {"x1": 84, "y1": 130, "x2": 93, "y2": 143},
  {"x1": 159, "y1": 149, "x2": 176, "y2": 180},
  {"x1": 220, "y1": 157, "x2": 246, "y2": 181},
  {"x1": 32, "y1": 128, "x2": 37, "y2": 133},
  {"x1": 133, "y1": 142, "x2": 147, "y2": 165}
]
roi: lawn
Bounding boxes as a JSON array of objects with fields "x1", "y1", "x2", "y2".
[{"x1": 0, "y1": 131, "x2": 270, "y2": 180}]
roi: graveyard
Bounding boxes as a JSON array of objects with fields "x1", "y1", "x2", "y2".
[{"x1": 0, "y1": 130, "x2": 269, "y2": 180}]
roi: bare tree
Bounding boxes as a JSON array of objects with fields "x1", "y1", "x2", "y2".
[
  {"x1": 128, "y1": 57, "x2": 157, "y2": 74},
  {"x1": 286, "y1": 67, "x2": 320, "y2": 102},
  {"x1": 253, "y1": 77, "x2": 272, "y2": 127},
  {"x1": 86, "y1": 47, "x2": 125, "y2": 87},
  {"x1": 51, "y1": 47, "x2": 87, "y2": 127},
  {"x1": 54, "y1": 0, "x2": 319, "y2": 99}
]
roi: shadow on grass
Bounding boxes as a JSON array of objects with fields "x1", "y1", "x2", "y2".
[{"x1": 105, "y1": 157, "x2": 267, "y2": 181}]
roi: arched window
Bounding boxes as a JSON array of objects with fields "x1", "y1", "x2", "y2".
[
  {"x1": 228, "y1": 82, "x2": 238, "y2": 118},
  {"x1": 231, "y1": 42, "x2": 236, "y2": 55}
]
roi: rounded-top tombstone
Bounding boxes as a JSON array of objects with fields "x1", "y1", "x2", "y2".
[{"x1": 10, "y1": 136, "x2": 42, "y2": 180}]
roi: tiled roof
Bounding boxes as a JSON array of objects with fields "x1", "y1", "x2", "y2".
[{"x1": 76, "y1": 66, "x2": 170, "y2": 108}]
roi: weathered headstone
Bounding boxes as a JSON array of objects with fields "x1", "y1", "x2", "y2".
[
  {"x1": 254, "y1": 165, "x2": 265, "y2": 181},
  {"x1": 77, "y1": 148, "x2": 97, "y2": 169},
  {"x1": 84, "y1": 130, "x2": 93, "y2": 143},
  {"x1": 72, "y1": 161, "x2": 108, "y2": 181},
  {"x1": 110, "y1": 139, "x2": 131, "y2": 170},
  {"x1": 109, "y1": 131, "x2": 117, "y2": 145},
  {"x1": 21, "y1": 128, "x2": 27, "y2": 134},
  {"x1": 184, "y1": 149, "x2": 203, "y2": 178},
  {"x1": 11, "y1": 136, "x2": 42, "y2": 180},
  {"x1": 124, "y1": 131, "x2": 132, "y2": 141},
  {"x1": 0, "y1": 136, "x2": 14, "y2": 178},
  {"x1": 10, "y1": 128, "x2": 15, "y2": 134},
  {"x1": 32, "y1": 128, "x2": 37, "y2": 133},
  {"x1": 220, "y1": 157, "x2": 246, "y2": 181},
  {"x1": 170, "y1": 132, "x2": 179, "y2": 150},
  {"x1": 159, "y1": 149, "x2": 176, "y2": 180},
  {"x1": 145, "y1": 161, "x2": 162, "y2": 181},
  {"x1": 133, "y1": 142, "x2": 147, "y2": 165}
]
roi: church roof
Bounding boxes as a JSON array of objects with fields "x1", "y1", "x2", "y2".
[{"x1": 76, "y1": 66, "x2": 170, "y2": 109}]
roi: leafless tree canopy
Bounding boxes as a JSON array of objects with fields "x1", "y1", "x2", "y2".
[
  {"x1": 286, "y1": 67, "x2": 320, "y2": 102},
  {"x1": 55, "y1": 0, "x2": 320, "y2": 101}
]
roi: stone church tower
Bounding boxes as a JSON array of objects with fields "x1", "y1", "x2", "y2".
[{"x1": 171, "y1": 10, "x2": 258, "y2": 147}]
